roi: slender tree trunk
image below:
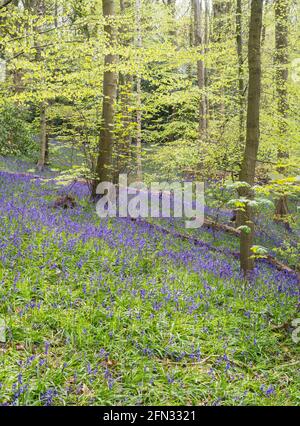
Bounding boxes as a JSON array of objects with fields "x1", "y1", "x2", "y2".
[
  {"x1": 274, "y1": 0, "x2": 290, "y2": 218},
  {"x1": 275, "y1": 0, "x2": 289, "y2": 135},
  {"x1": 167, "y1": 0, "x2": 176, "y2": 39},
  {"x1": 136, "y1": 0, "x2": 142, "y2": 182},
  {"x1": 238, "y1": 0, "x2": 263, "y2": 275},
  {"x1": 193, "y1": 0, "x2": 206, "y2": 138},
  {"x1": 275, "y1": 195, "x2": 289, "y2": 217},
  {"x1": 115, "y1": 0, "x2": 133, "y2": 179},
  {"x1": 236, "y1": 0, "x2": 244, "y2": 147},
  {"x1": 188, "y1": 1, "x2": 194, "y2": 78},
  {"x1": 212, "y1": 0, "x2": 231, "y2": 119},
  {"x1": 204, "y1": 0, "x2": 209, "y2": 127},
  {"x1": 37, "y1": 102, "x2": 47, "y2": 171},
  {"x1": 54, "y1": 0, "x2": 58, "y2": 28},
  {"x1": 93, "y1": 0, "x2": 118, "y2": 192},
  {"x1": 35, "y1": 0, "x2": 48, "y2": 172},
  {"x1": 275, "y1": 0, "x2": 289, "y2": 172},
  {"x1": 45, "y1": 133, "x2": 49, "y2": 165},
  {"x1": 234, "y1": 0, "x2": 244, "y2": 227}
]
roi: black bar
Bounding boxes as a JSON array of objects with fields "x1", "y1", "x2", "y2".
[{"x1": 0, "y1": 406, "x2": 298, "y2": 424}]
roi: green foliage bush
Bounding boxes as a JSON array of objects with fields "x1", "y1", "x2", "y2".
[{"x1": 0, "y1": 105, "x2": 36, "y2": 158}]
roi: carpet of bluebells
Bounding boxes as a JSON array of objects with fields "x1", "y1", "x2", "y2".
[{"x1": 0, "y1": 168, "x2": 299, "y2": 406}]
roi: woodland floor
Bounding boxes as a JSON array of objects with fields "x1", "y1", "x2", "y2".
[{"x1": 0, "y1": 158, "x2": 299, "y2": 406}]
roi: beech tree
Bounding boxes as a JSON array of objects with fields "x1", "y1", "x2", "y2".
[
  {"x1": 93, "y1": 0, "x2": 118, "y2": 192},
  {"x1": 236, "y1": 0, "x2": 244, "y2": 147},
  {"x1": 135, "y1": 0, "x2": 142, "y2": 182},
  {"x1": 192, "y1": 0, "x2": 207, "y2": 138},
  {"x1": 275, "y1": 0, "x2": 289, "y2": 148},
  {"x1": 274, "y1": 0, "x2": 290, "y2": 218},
  {"x1": 238, "y1": 0, "x2": 263, "y2": 275},
  {"x1": 116, "y1": 0, "x2": 133, "y2": 178},
  {"x1": 36, "y1": 0, "x2": 48, "y2": 171}
]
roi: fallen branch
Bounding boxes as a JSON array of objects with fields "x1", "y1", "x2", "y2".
[
  {"x1": 141, "y1": 220, "x2": 299, "y2": 281},
  {"x1": 142, "y1": 220, "x2": 239, "y2": 258},
  {"x1": 203, "y1": 219, "x2": 241, "y2": 237},
  {"x1": 0, "y1": 170, "x2": 44, "y2": 179},
  {"x1": 266, "y1": 255, "x2": 299, "y2": 278}
]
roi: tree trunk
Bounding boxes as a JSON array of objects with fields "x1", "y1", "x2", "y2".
[
  {"x1": 275, "y1": 0, "x2": 289, "y2": 148},
  {"x1": 193, "y1": 0, "x2": 206, "y2": 137},
  {"x1": 204, "y1": 0, "x2": 209, "y2": 127},
  {"x1": 167, "y1": 0, "x2": 177, "y2": 40},
  {"x1": 37, "y1": 102, "x2": 47, "y2": 171},
  {"x1": 236, "y1": 0, "x2": 244, "y2": 147},
  {"x1": 275, "y1": 195, "x2": 289, "y2": 217},
  {"x1": 274, "y1": 0, "x2": 290, "y2": 218},
  {"x1": 238, "y1": 0, "x2": 263, "y2": 276},
  {"x1": 93, "y1": 0, "x2": 118, "y2": 192},
  {"x1": 115, "y1": 0, "x2": 133, "y2": 180},
  {"x1": 136, "y1": 0, "x2": 142, "y2": 182},
  {"x1": 212, "y1": 0, "x2": 231, "y2": 119},
  {"x1": 188, "y1": 1, "x2": 194, "y2": 78},
  {"x1": 274, "y1": 0, "x2": 289, "y2": 173},
  {"x1": 45, "y1": 133, "x2": 49, "y2": 165},
  {"x1": 35, "y1": 0, "x2": 48, "y2": 172}
]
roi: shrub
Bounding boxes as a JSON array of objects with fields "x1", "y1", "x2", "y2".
[{"x1": 0, "y1": 105, "x2": 36, "y2": 158}]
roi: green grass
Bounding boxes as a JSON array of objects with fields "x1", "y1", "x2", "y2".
[
  {"x1": 0, "y1": 171, "x2": 299, "y2": 406},
  {"x1": 0, "y1": 232, "x2": 299, "y2": 405}
]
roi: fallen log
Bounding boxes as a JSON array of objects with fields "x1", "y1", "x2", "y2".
[
  {"x1": 140, "y1": 219, "x2": 299, "y2": 282},
  {"x1": 266, "y1": 255, "x2": 300, "y2": 278},
  {"x1": 142, "y1": 220, "x2": 239, "y2": 257},
  {"x1": 200, "y1": 221, "x2": 298, "y2": 279},
  {"x1": 203, "y1": 219, "x2": 241, "y2": 237}
]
